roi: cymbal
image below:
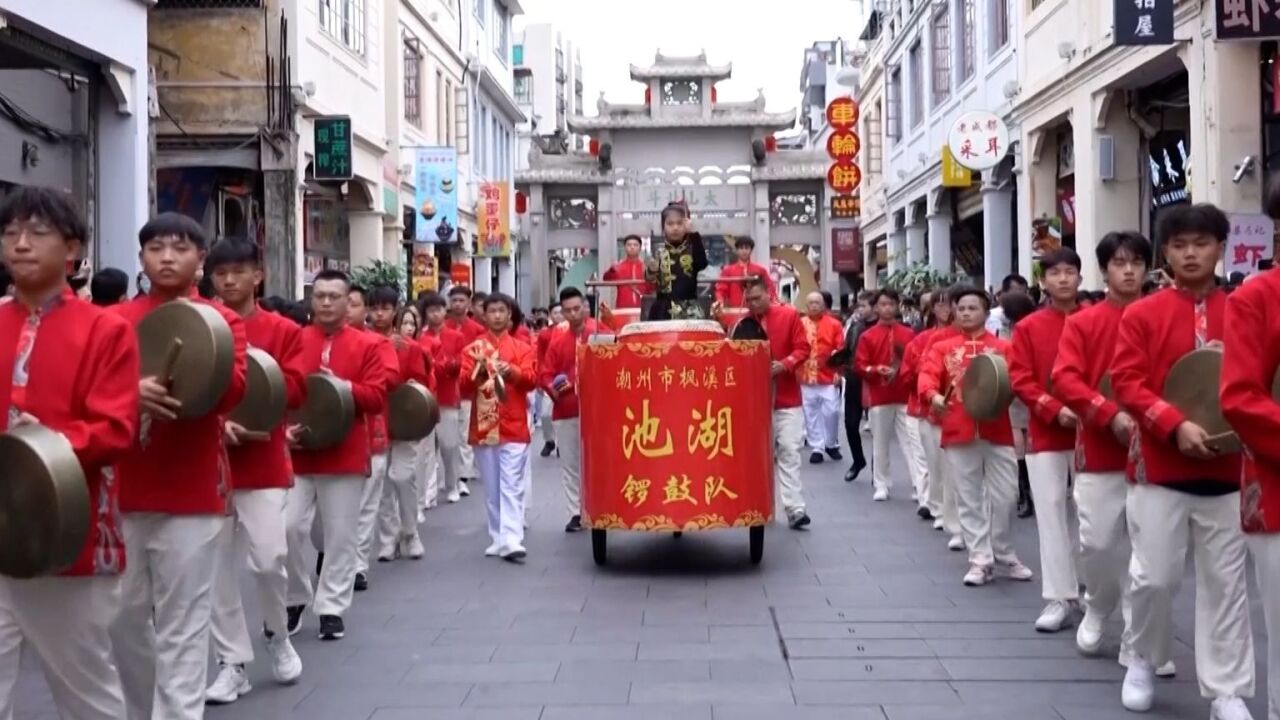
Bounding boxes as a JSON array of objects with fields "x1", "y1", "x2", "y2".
[
  {"x1": 228, "y1": 349, "x2": 288, "y2": 434},
  {"x1": 389, "y1": 382, "x2": 440, "y2": 441},
  {"x1": 730, "y1": 316, "x2": 768, "y2": 341},
  {"x1": 291, "y1": 374, "x2": 355, "y2": 450},
  {"x1": 0, "y1": 424, "x2": 90, "y2": 578},
  {"x1": 1163, "y1": 347, "x2": 1240, "y2": 454},
  {"x1": 962, "y1": 353, "x2": 1014, "y2": 422},
  {"x1": 137, "y1": 299, "x2": 235, "y2": 419}
]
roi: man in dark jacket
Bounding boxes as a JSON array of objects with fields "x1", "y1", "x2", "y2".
[{"x1": 831, "y1": 291, "x2": 874, "y2": 480}]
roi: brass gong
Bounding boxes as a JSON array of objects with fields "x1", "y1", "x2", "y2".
[
  {"x1": 962, "y1": 353, "x2": 1014, "y2": 422},
  {"x1": 291, "y1": 374, "x2": 355, "y2": 450},
  {"x1": 137, "y1": 299, "x2": 235, "y2": 419},
  {"x1": 228, "y1": 349, "x2": 288, "y2": 435},
  {"x1": 388, "y1": 382, "x2": 440, "y2": 441},
  {"x1": 0, "y1": 424, "x2": 90, "y2": 578},
  {"x1": 1163, "y1": 347, "x2": 1239, "y2": 454}
]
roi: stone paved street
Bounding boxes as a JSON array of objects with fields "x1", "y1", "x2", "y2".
[{"x1": 12, "y1": 437, "x2": 1271, "y2": 719}]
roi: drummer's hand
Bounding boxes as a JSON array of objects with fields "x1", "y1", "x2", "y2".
[
  {"x1": 1056, "y1": 407, "x2": 1079, "y2": 428},
  {"x1": 1175, "y1": 421, "x2": 1217, "y2": 459},
  {"x1": 285, "y1": 423, "x2": 304, "y2": 448},
  {"x1": 645, "y1": 258, "x2": 659, "y2": 272},
  {"x1": 930, "y1": 394, "x2": 947, "y2": 415},
  {"x1": 495, "y1": 360, "x2": 513, "y2": 377},
  {"x1": 139, "y1": 377, "x2": 181, "y2": 421},
  {"x1": 770, "y1": 361, "x2": 786, "y2": 377},
  {"x1": 876, "y1": 365, "x2": 894, "y2": 377},
  {"x1": 1205, "y1": 339, "x2": 1223, "y2": 350},
  {"x1": 1110, "y1": 412, "x2": 1136, "y2": 444},
  {"x1": 11, "y1": 412, "x2": 38, "y2": 427},
  {"x1": 709, "y1": 301, "x2": 724, "y2": 319},
  {"x1": 222, "y1": 421, "x2": 243, "y2": 446},
  {"x1": 317, "y1": 366, "x2": 335, "y2": 377}
]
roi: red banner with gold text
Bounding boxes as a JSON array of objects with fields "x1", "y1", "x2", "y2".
[{"x1": 577, "y1": 340, "x2": 775, "y2": 531}]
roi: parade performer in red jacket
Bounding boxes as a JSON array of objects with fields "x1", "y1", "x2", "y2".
[
  {"x1": 799, "y1": 291, "x2": 845, "y2": 464},
  {"x1": 715, "y1": 236, "x2": 776, "y2": 307},
  {"x1": 602, "y1": 234, "x2": 652, "y2": 310},
  {"x1": 421, "y1": 292, "x2": 466, "y2": 503},
  {"x1": 538, "y1": 286, "x2": 598, "y2": 533},
  {"x1": 855, "y1": 289, "x2": 918, "y2": 502}
]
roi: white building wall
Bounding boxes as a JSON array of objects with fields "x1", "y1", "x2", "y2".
[{"x1": 2, "y1": 0, "x2": 151, "y2": 280}]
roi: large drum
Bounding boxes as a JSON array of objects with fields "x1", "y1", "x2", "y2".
[
  {"x1": 291, "y1": 374, "x2": 355, "y2": 450},
  {"x1": 0, "y1": 424, "x2": 90, "y2": 578},
  {"x1": 618, "y1": 320, "x2": 725, "y2": 345},
  {"x1": 228, "y1": 348, "x2": 288, "y2": 435},
  {"x1": 1164, "y1": 347, "x2": 1239, "y2": 453},
  {"x1": 388, "y1": 382, "x2": 440, "y2": 441},
  {"x1": 136, "y1": 299, "x2": 236, "y2": 419},
  {"x1": 962, "y1": 353, "x2": 1014, "y2": 422}
]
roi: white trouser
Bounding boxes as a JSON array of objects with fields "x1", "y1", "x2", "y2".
[
  {"x1": 1248, "y1": 533, "x2": 1280, "y2": 719},
  {"x1": 1126, "y1": 484, "x2": 1254, "y2": 699},
  {"x1": 285, "y1": 474, "x2": 364, "y2": 617},
  {"x1": 476, "y1": 443, "x2": 528, "y2": 549},
  {"x1": 0, "y1": 576, "x2": 124, "y2": 720},
  {"x1": 902, "y1": 416, "x2": 931, "y2": 506},
  {"x1": 377, "y1": 441, "x2": 421, "y2": 556},
  {"x1": 868, "y1": 403, "x2": 911, "y2": 494},
  {"x1": 112, "y1": 513, "x2": 222, "y2": 720},
  {"x1": 414, "y1": 433, "x2": 438, "y2": 511},
  {"x1": 210, "y1": 488, "x2": 288, "y2": 666},
  {"x1": 774, "y1": 407, "x2": 805, "y2": 517},
  {"x1": 1074, "y1": 471, "x2": 1130, "y2": 621},
  {"x1": 800, "y1": 384, "x2": 841, "y2": 450},
  {"x1": 355, "y1": 452, "x2": 387, "y2": 574},
  {"x1": 538, "y1": 391, "x2": 555, "y2": 445},
  {"x1": 437, "y1": 407, "x2": 461, "y2": 497},
  {"x1": 523, "y1": 411, "x2": 534, "y2": 517},
  {"x1": 945, "y1": 440, "x2": 1019, "y2": 568},
  {"x1": 554, "y1": 418, "x2": 583, "y2": 517},
  {"x1": 457, "y1": 401, "x2": 477, "y2": 478},
  {"x1": 1027, "y1": 450, "x2": 1079, "y2": 601},
  {"x1": 918, "y1": 420, "x2": 950, "y2": 524}
]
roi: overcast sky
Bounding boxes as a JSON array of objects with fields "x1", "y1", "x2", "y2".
[{"x1": 516, "y1": 0, "x2": 865, "y2": 115}]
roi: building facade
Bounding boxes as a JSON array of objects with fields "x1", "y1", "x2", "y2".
[
  {"x1": 856, "y1": 0, "x2": 1021, "y2": 290},
  {"x1": 1, "y1": 0, "x2": 151, "y2": 280},
  {"x1": 794, "y1": 39, "x2": 860, "y2": 149},
  {"x1": 513, "y1": 23, "x2": 585, "y2": 155}
]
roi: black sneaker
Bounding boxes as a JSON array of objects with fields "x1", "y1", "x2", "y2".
[
  {"x1": 809, "y1": 452, "x2": 824, "y2": 464},
  {"x1": 564, "y1": 515, "x2": 583, "y2": 532},
  {"x1": 286, "y1": 605, "x2": 305, "y2": 637},
  {"x1": 826, "y1": 447, "x2": 843, "y2": 461},
  {"x1": 540, "y1": 441, "x2": 556, "y2": 457},
  {"x1": 314, "y1": 552, "x2": 324, "y2": 577},
  {"x1": 789, "y1": 512, "x2": 812, "y2": 530},
  {"x1": 354, "y1": 571, "x2": 368, "y2": 592},
  {"x1": 318, "y1": 615, "x2": 344, "y2": 641},
  {"x1": 917, "y1": 506, "x2": 933, "y2": 520},
  {"x1": 844, "y1": 460, "x2": 867, "y2": 482}
]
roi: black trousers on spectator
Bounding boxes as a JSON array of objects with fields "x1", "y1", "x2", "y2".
[{"x1": 842, "y1": 374, "x2": 867, "y2": 468}]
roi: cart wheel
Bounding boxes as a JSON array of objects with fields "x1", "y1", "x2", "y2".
[
  {"x1": 749, "y1": 526, "x2": 764, "y2": 564},
  {"x1": 592, "y1": 529, "x2": 607, "y2": 566}
]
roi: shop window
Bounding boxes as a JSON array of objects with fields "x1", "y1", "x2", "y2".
[
  {"x1": 319, "y1": 0, "x2": 366, "y2": 56},
  {"x1": 404, "y1": 36, "x2": 423, "y2": 128},
  {"x1": 990, "y1": 0, "x2": 1010, "y2": 54},
  {"x1": 959, "y1": 0, "x2": 976, "y2": 82},
  {"x1": 515, "y1": 73, "x2": 532, "y2": 104},
  {"x1": 887, "y1": 68, "x2": 903, "y2": 142},
  {"x1": 931, "y1": 5, "x2": 952, "y2": 107},
  {"x1": 769, "y1": 193, "x2": 819, "y2": 227}
]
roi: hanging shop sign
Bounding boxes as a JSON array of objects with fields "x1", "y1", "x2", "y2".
[
  {"x1": 414, "y1": 147, "x2": 459, "y2": 244},
  {"x1": 946, "y1": 110, "x2": 1010, "y2": 172},
  {"x1": 825, "y1": 97, "x2": 863, "y2": 198},
  {"x1": 941, "y1": 145, "x2": 973, "y2": 188},
  {"x1": 1216, "y1": 0, "x2": 1280, "y2": 41},
  {"x1": 476, "y1": 182, "x2": 511, "y2": 258},
  {"x1": 826, "y1": 163, "x2": 862, "y2": 194},
  {"x1": 411, "y1": 244, "x2": 438, "y2": 297},
  {"x1": 831, "y1": 227, "x2": 863, "y2": 273},
  {"x1": 313, "y1": 116, "x2": 353, "y2": 181},
  {"x1": 1115, "y1": 0, "x2": 1174, "y2": 45},
  {"x1": 830, "y1": 195, "x2": 862, "y2": 220},
  {"x1": 825, "y1": 97, "x2": 860, "y2": 130},
  {"x1": 1225, "y1": 213, "x2": 1275, "y2": 277},
  {"x1": 826, "y1": 130, "x2": 861, "y2": 161}
]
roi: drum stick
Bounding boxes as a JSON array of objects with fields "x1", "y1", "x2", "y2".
[
  {"x1": 237, "y1": 430, "x2": 271, "y2": 443},
  {"x1": 159, "y1": 338, "x2": 184, "y2": 387}
]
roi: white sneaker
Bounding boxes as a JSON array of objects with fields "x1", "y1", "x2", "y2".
[
  {"x1": 947, "y1": 535, "x2": 965, "y2": 551},
  {"x1": 417, "y1": 510, "x2": 427, "y2": 525},
  {"x1": 932, "y1": 517, "x2": 944, "y2": 530},
  {"x1": 1210, "y1": 696, "x2": 1254, "y2": 720},
  {"x1": 205, "y1": 663, "x2": 251, "y2": 704},
  {"x1": 484, "y1": 542, "x2": 501, "y2": 557},
  {"x1": 1075, "y1": 609, "x2": 1104, "y2": 654},
  {"x1": 1035, "y1": 600, "x2": 1072, "y2": 633},
  {"x1": 1120, "y1": 651, "x2": 1177, "y2": 678},
  {"x1": 458, "y1": 480, "x2": 471, "y2": 497},
  {"x1": 447, "y1": 491, "x2": 461, "y2": 503},
  {"x1": 500, "y1": 544, "x2": 527, "y2": 562},
  {"x1": 1121, "y1": 657, "x2": 1155, "y2": 712},
  {"x1": 267, "y1": 635, "x2": 302, "y2": 684},
  {"x1": 872, "y1": 489, "x2": 889, "y2": 501},
  {"x1": 400, "y1": 533, "x2": 425, "y2": 560},
  {"x1": 962, "y1": 564, "x2": 991, "y2": 586},
  {"x1": 997, "y1": 558, "x2": 1034, "y2": 581}
]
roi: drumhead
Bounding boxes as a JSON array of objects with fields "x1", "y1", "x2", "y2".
[
  {"x1": 229, "y1": 348, "x2": 287, "y2": 433},
  {"x1": 137, "y1": 300, "x2": 235, "y2": 419},
  {"x1": 0, "y1": 424, "x2": 89, "y2": 578},
  {"x1": 618, "y1": 320, "x2": 725, "y2": 338},
  {"x1": 292, "y1": 374, "x2": 355, "y2": 450},
  {"x1": 961, "y1": 353, "x2": 1013, "y2": 422}
]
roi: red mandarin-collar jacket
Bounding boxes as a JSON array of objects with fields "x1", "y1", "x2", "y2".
[
  {"x1": 1, "y1": 290, "x2": 138, "y2": 575},
  {"x1": 446, "y1": 315, "x2": 486, "y2": 344},
  {"x1": 918, "y1": 329, "x2": 1015, "y2": 448},
  {"x1": 230, "y1": 306, "x2": 307, "y2": 490},
  {"x1": 360, "y1": 328, "x2": 399, "y2": 455},
  {"x1": 799, "y1": 313, "x2": 844, "y2": 386},
  {"x1": 748, "y1": 303, "x2": 810, "y2": 410},
  {"x1": 603, "y1": 257, "x2": 652, "y2": 309},
  {"x1": 906, "y1": 325, "x2": 960, "y2": 424},
  {"x1": 460, "y1": 331, "x2": 538, "y2": 444},
  {"x1": 1050, "y1": 299, "x2": 1130, "y2": 473},
  {"x1": 1112, "y1": 287, "x2": 1240, "y2": 487},
  {"x1": 421, "y1": 324, "x2": 464, "y2": 408},
  {"x1": 1221, "y1": 268, "x2": 1280, "y2": 533},
  {"x1": 538, "y1": 319, "x2": 599, "y2": 420},
  {"x1": 113, "y1": 293, "x2": 248, "y2": 514},
  {"x1": 291, "y1": 324, "x2": 394, "y2": 476},
  {"x1": 1008, "y1": 306, "x2": 1078, "y2": 454},
  {"x1": 715, "y1": 261, "x2": 777, "y2": 307},
  {"x1": 513, "y1": 324, "x2": 533, "y2": 344},
  {"x1": 855, "y1": 321, "x2": 917, "y2": 406}
]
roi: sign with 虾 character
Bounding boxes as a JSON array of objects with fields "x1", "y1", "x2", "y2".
[
  {"x1": 577, "y1": 340, "x2": 774, "y2": 531},
  {"x1": 313, "y1": 116, "x2": 353, "y2": 181},
  {"x1": 1216, "y1": 0, "x2": 1280, "y2": 40},
  {"x1": 1225, "y1": 213, "x2": 1275, "y2": 277},
  {"x1": 946, "y1": 111, "x2": 1010, "y2": 172}
]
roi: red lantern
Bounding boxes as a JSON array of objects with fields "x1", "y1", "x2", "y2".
[
  {"x1": 589, "y1": 138, "x2": 600, "y2": 156},
  {"x1": 515, "y1": 191, "x2": 527, "y2": 215},
  {"x1": 644, "y1": 87, "x2": 651, "y2": 105},
  {"x1": 764, "y1": 135, "x2": 777, "y2": 153}
]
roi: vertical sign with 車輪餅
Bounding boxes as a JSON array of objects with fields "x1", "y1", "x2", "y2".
[
  {"x1": 475, "y1": 182, "x2": 511, "y2": 258},
  {"x1": 825, "y1": 97, "x2": 862, "y2": 202},
  {"x1": 313, "y1": 116, "x2": 353, "y2": 181},
  {"x1": 1114, "y1": 0, "x2": 1174, "y2": 45},
  {"x1": 1216, "y1": 0, "x2": 1280, "y2": 40}
]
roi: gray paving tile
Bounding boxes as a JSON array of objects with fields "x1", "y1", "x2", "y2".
[
  {"x1": 572, "y1": 624, "x2": 711, "y2": 643},
  {"x1": 556, "y1": 659, "x2": 709, "y2": 682},
  {"x1": 492, "y1": 642, "x2": 638, "y2": 661},
  {"x1": 370, "y1": 710, "x2": 543, "y2": 720},
  {"x1": 882, "y1": 705, "x2": 1064, "y2": 720},
  {"x1": 541, "y1": 705, "x2": 714, "y2": 720},
  {"x1": 940, "y1": 657, "x2": 1122, "y2": 681},
  {"x1": 785, "y1": 638, "x2": 934, "y2": 658},
  {"x1": 629, "y1": 681, "x2": 795, "y2": 704},
  {"x1": 789, "y1": 658, "x2": 950, "y2": 681},
  {"x1": 792, "y1": 680, "x2": 959, "y2": 706},
  {"x1": 708, "y1": 658, "x2": 792, "y2": 681},
  {"x1": 401, "y1": 660, "x2": 559, "y2": 683},
  {"x1": 708, "y1": 625, "x2": 779, "y2": 643},
  {"x1": 463, "y1": 681, "x2": 631, "y2": 706},
  {"x1": 778, "y1": 622, "x2": 921, "y2": 639},
  {"x1": 925, "y1": 637, "x2": 1084, "y2": 658},
  {"x1": 637, "y1": 641, "x2": 782, "y2": 660},
  {"x1": 713, "y1": 706, "x2": 887, "y2": 720}
]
